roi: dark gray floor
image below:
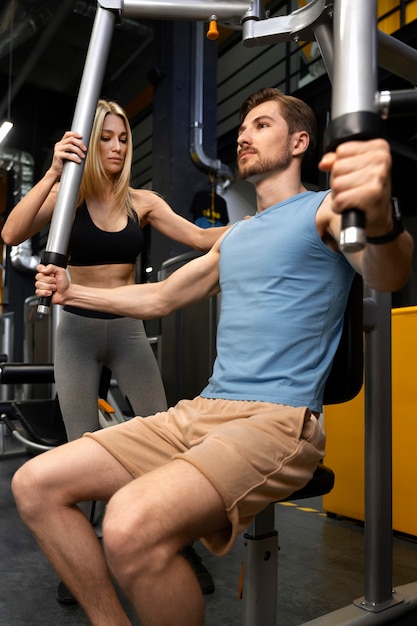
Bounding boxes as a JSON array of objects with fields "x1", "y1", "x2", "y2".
[{"x1": 2, "y1": 437, "x2": 417, "y2": 625}]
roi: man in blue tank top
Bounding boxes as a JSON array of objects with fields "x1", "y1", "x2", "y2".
[{"x1": 15, "y1": 88, "x2": 413, "y2": 626}]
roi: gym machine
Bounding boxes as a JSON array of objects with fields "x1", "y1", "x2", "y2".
[
  {"x1": 26, "y1": 0, "x2": 417, "y2": 623},
  {"x1": 0, "y1": 360, "x2": 136, "y2": 455},
  {"x1": 0, "y1": 300, "x2": 136, "y2": 455}
]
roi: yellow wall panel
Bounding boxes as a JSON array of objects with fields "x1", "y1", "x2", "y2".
[
  {"x1": 406, "y1": 0, "x2": 417, "y2": 21},
  {"x1": 323, "y1": 306, "x2": 417, "y2": 537},
  {"x1": 377, "y1": 1, "x2": 417, "y2": 34}
]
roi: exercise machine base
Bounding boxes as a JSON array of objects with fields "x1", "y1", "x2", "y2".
[{"x1": 304, "y1": 582, "x2": 417, "y2": 625}]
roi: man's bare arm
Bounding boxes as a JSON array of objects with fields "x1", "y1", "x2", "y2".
[{"x1": 35, "y1": 240, "x2": 222, "y2": 319}]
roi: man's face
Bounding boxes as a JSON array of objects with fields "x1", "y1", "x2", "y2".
[{"x1": 237, "y1": 100, "x2": 293, "y2": 182}]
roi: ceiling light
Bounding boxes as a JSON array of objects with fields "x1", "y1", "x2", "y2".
[
  {"x1": 1, "y1": 11, "x2": 14, "y2": 147},
  {"x1": 0, "y1": 121, "x2": 13, "y2": 144}
]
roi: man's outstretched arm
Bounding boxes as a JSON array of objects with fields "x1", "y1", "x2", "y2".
[{"x1": 35, "y1": 239, "x2": 222, "y2": 320}]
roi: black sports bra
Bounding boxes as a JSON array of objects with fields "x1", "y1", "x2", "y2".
[{"x1": 67, "y1": 202, "x2": 144, "y2": 266}]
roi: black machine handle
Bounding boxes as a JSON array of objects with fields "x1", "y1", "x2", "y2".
[
  {"x1": 36, "y1": 251, "x2": 68, "y2": 316},
  {"x1": 339, "y1": 209, "x2": 367, "y2": 253},
  {"x1": 324, "y1": 112, "x2": 383, "y2": 254}
]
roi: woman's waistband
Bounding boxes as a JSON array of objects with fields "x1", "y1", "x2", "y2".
[{"x1": 63, "y1": 305, "x2": 123, "y2": 319}]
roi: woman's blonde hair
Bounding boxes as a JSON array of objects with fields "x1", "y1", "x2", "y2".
[{"x1": 78, "y1": 99, "x2": 135, "y2": 217}]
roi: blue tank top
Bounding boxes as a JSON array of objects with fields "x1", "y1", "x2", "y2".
[
  {"x1": 67, "y1": 202, "x2": 144, "y2": 266},
  {"x1": 201, "y1": 190, "x2": 356, "y2": 413}
]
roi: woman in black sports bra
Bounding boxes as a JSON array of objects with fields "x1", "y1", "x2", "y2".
[{"x1": 2, "y1": 99, "x2": 228, "y2": 442}]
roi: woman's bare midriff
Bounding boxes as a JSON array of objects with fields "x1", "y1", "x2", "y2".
[{"x1": 68, "y1": 263, "x2": 136, "y2": 289}]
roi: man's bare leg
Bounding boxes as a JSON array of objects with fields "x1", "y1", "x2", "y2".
[
  {"x1": 103, "y1": 459, "x2": 230, "y2": 626},
  {"x1": 12, "y1": 438, "x2": 134, "y2": 626}
]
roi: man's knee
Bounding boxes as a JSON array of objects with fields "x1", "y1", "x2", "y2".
[
  {"x1": 103, "y1": 490, "x2": 171, "y2": 585},
  {"x1": 103, "y1": 492, "x2": 147, "y2": 561},
  {"x1": 12, "y1": 459, "x2": 46, "y2": 522}
]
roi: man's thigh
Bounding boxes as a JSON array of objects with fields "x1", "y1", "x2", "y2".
[
  {"x1": 14, "y1": 437, "x2": 134, "y2": 505},
  {"x1": 106, "y1": 458, "x2": 229, "y2": 548}
]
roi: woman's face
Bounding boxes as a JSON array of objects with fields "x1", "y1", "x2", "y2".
[{"x1": 99, "y1": 113, "x2": 128, "y2": 176}]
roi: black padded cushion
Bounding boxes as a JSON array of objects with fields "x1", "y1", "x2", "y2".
[
  {"x1": 323, "y1": 273, "x2": 363, "y2": 405},
  {"x1": 283, "y1": 464, "x2": 335, "y2": 501},
  {"x1": 12, "y1": 398, "x2": 67, "y2": 447},
  {"x1": 277, "y1": 278, "x2": 362, "y2": 504},
  {"x1": 0, "y1": 364, "x2": 55, "y2": 384}
]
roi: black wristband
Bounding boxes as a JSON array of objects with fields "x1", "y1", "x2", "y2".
[{"x1": 366, "y1": 198, "x2": 404, "y2": 245}]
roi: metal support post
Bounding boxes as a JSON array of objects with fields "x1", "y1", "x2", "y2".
[
  {"x1": 37, "y1": 4, "x2": 118, "y2": 314},
  {"x1": 353, "y1": 289, "x2": 403, "y2": 612},
  {"x1": 242, "y1": 503, "x2": 278, "y2": 626}
]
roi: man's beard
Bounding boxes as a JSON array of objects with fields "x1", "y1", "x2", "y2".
[{"x1": 238, "y1": 143, "x2": 292, "y2": 181}]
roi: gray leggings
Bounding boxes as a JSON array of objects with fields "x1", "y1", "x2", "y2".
[{"x1": 54, "y1": 310, "x2": 167, "y2": 441}]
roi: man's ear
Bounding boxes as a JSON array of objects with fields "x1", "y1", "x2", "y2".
[{"x1": 292, "y1": 130, "x2": 310, "y2": 156}]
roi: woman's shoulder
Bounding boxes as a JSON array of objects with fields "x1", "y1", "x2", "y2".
[
  {"x1": 130, "y1": 188, "x2": 162, "y2": 204},
  {"x1": 130, "y1": 188, "x2": 167, "y2": 221}
]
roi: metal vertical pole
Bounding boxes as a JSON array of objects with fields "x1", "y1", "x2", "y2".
[
  {"x1": 330, "y1": 1, "x2": 399, "y2": 608},
  {"x1": 313, "y1": 23, "x2": 333, "y2": 82},
  {"x1": 242, "y1": 504, "x2": 278, "y2": 626},
  {"x1": 324, "y1": 0, "x2": 380, "y2": 253},
  {"x1": 331, "y1": 0, "x2": 377, "y2": 118},
  {"x1": 37, "y1": 5, "x2": 117, "y2": 314},
  {"x1": 353, "y1": 289, "x2": 400, "y2": 612},
  {"x1": 364, "y1": 290, "x2": 393, "y2": 607}
]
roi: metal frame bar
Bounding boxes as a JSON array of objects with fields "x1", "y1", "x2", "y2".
[
  {"x1": 358, "y1": 290, "x2": 397, "y2": 611},
  {"x1": 38, "y1": 3, "x2": 118, "y2": 314}
]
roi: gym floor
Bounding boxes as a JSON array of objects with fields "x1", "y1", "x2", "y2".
[{"x1": 2, "y1": 443, "x2": 417, "y2": 625}]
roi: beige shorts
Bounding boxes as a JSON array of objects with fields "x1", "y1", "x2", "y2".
[{"x1": 86, "y1": 396, "x2": 325, "y2": 555}]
